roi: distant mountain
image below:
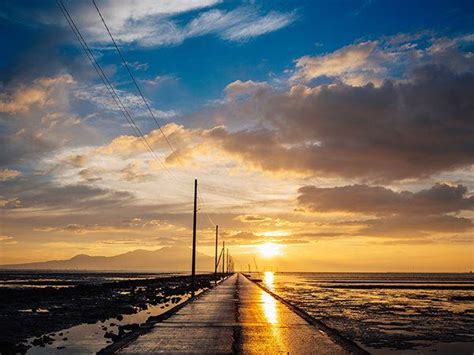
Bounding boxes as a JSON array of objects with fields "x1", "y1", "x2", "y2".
[{"x1": 0, "y1": 246, "x2": 214, "y2": 271}]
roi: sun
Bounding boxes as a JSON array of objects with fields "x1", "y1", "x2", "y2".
[{"x1": 257, "y1": 242, "x2": 282, "y2": 258}]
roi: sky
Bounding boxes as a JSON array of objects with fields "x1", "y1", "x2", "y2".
[{"x1": 0, "y1": 0, "x2": 473, "y2": 271}]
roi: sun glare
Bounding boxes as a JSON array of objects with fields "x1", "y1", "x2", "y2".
[{"x1": 257, "y1": 242, "x2": 282, "y2": 258}]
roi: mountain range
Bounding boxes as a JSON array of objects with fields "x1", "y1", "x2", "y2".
[{"x1": 0, "y1": 246, "x2": 214, "y2": 271}]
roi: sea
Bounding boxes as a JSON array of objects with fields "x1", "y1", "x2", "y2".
[
  {"x1": 1, "y1": 271, "x2": 473, "y2": 354},
  {"x1": 261, "y1": 272, "x2": 474, "y2": 354}
]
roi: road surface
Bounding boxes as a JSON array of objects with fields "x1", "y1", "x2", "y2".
[{"x1": 119, "y1": 273, "x2": 357, "y2": 354}]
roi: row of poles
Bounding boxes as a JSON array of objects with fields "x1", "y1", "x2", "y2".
[
  {"x1": 55, "y1": 2, "x2": 232, "y2": 298},
  {"x1": 191, "y1": 179, "x2": 234, "y2": 297}
]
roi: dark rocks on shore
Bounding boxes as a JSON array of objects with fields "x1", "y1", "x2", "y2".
[
  {"x1": 0, "y1": 273, "x2": 215, "y2": 354},
  {"x1": 0, "y1": 341, "x2": 30, "y2": 355},
  {"x1": 103, "y1": 331, "x2": 118, "y2": 341},
  {"x1": 31, "y1": 335, "x2": 54, "y2": 347}
]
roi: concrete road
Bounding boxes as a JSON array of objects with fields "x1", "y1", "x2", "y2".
[{"x1": 119, "y1": 273, "x2": 352, "y2": 354}]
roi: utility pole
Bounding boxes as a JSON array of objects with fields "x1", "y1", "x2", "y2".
[
  {"x1": 226, "y1": 248, "x2": 229, "y2": 274},
  {"x1": 222, "y1": 241, "x2": 225, "y2": 274},
  {"x1": 191, "y1": 179, "x2": 197, "y2": 298},
  {"x1": 214, "y1": 225, "x2": 219, "y2": 285}
]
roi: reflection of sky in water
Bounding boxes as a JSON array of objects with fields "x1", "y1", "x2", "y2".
[
  {"x1": 267, "y1": 273, "x2": 474, "y2": 352},
  {"x1": 26, "y1": 294, "x2": 192, "y2": 354}
]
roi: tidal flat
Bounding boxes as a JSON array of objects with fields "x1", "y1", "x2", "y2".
[{"x1": 0, "y1": 272, "x2": 217, "y2": 354}]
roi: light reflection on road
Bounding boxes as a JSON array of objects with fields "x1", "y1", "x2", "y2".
[
  {"x1": 264, "y1": 271, "x2": 275, "y2": 291},
  {"x1": 261, "y1": 272, "x2": 278, "y2": 325},
  {"x1": 261, "y1": 292, "x2": 278, "y2": 324},
  {"x1": 259, "y1": 271, "x2": 284, "y2": 349}
]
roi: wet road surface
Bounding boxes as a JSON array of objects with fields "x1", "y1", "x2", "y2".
[{"x1": 119, "y1": 273, "x2": 350, "y2": 354}]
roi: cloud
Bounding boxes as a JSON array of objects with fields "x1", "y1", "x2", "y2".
[
  {"x1": 361, "y1": 214, "x2": 472, "y2": 237},
  {"x1": 236, "y1": 214, "x2": 273, "y2": 224},
  {"x1": 66, "y1": 154, "x2": 88, "y2": 168},
  {"x1": 121, "y1": 162, "x2": 151, "y2": 182},
  {"x1": 88, "y1": 54, "x2": 474, "y2": 185},
  {"x1": 125, "y1": 61, "x2": 149, "y2": 71},
  {"x1": 297, "y1": 183, "x2": 473, "y2": 237},
  {"x1": 224, "y1": 80, "x2": 269, "y2": 99},
  {"x1": 0, "y1": 196, "x2": 21, "y2": 208},
  {"x1": 38, "y1": 223, "x2": 134, "y2": 235},
  {"x1": 73, "y1": 83, "x2": 176, "y2": 119},
  {"x1": 17, "y1": 184, "x2": 135, "y2": 210},
  {"x1": 292, "y1": 41, "x2": 385, "y2": 85},
  {"x1": 297, "y1": 183, "x2": 474, "y2": 216},
  {"x1": 292, "y1": 34, "x2": 474, "y2": 86},
  {"x1": 0, "y1": 74, "x2": 74, "y2": 114},
  {"x1": 207, "y1": 63, "x2": 474, "y2": 182},
  {"x1": 0, "y1": 168, "x2": 21, "y2": 181},
  {"x1": 140, "y1": 75, "x2": 176, "y2": 87},
  {"x1": 52, "y1": 2, "x2": 296, "y2": 47},
  {"x1": 206, "y1": 9, "x2": 295, "y2": 41},
  {"x1": 0, "y1": 74, "x2": 103, "y2": 167},
  {"x1": 0, "y1": 235, "x2": 17, "y2": 245}
]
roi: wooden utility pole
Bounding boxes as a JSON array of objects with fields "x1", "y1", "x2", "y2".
[
  {"x1": 222, "y1": 241, "x2": 225, "y2": 274},
  {"x1": 226, "y1": 248, "x2": 229, "y2": 274},
  {"x1": 214, "y1": 225, "x2": 219, "y2": 285},
  {"x1": 191, "y1": 179, "x2": 197, "y2": 297}
]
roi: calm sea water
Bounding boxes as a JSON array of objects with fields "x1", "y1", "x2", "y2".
[
  {"x1": 3, "y1": 271, "x2": 473, "y2": 354},
  {"x1": 262, "y1": 272, "x2": 474, "y2": 354}
]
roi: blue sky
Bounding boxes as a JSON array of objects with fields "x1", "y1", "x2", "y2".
[
  {"x1": 0, "y1": 0, "x2": 473, "y2": 270},
  {"x1": 2, "y1": 0, "x2": 473, "y2": 116}
]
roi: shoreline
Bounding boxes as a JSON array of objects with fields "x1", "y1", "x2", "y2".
[{"x1": 0, "y1": 273, "x2": 224, "y2": 354}]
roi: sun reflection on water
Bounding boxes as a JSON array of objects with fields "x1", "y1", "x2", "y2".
[{"x1": 264, "y1": 271, "x2": 275, "y2": 291}]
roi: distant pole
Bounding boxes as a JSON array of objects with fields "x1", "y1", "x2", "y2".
[
  {"x1": 214, "y1": 225, "x2": 219, "y2": 285},
  {"x1": 226, "y1": 248, "x2": 229, "y2": 274},
  {"x1": 191, "y1": 179, "x2": 197, "y2": 298},
  {"x1": 222, "y1": 241, "x2": 225, "y2": 274}
]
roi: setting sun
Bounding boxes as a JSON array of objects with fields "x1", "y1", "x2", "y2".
[{"x1": 257, "y1": 242, "x2": 282, "y2": 258}]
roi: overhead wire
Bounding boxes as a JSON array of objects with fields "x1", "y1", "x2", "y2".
[
  {"x1": 197, "y1": 192, "x2": 216, "y2": 227},
  {"x1": 91, "y1": 0, "x2": 175, "y2": 153},
  {"x1": 89, "y1": 0, "x2": 193, "y2": 191},
  {"x1": 90, "y1": 0, "x2": 238, "y2": 221},
  {"x1": 60, "y1": 0, "x2": 225, "y2": 228},
  {"x1": 57, "y1": 0, "x2": 176, "y2": 181}
]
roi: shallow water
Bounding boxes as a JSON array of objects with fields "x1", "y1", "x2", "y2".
[
  {"x1": 0, "y1": 271, "x2": 185, "y2": 288},
  {"x1": 26, "y1": 294, "x2": 191, "y2": 354},
  {"x1": 261, "y1": 272, "x2": 474, "y2": 354},
  {"x1": 0, "y1": 271, "x2": 214, "y2": 354}
]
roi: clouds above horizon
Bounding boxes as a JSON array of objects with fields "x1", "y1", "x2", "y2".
[
  {"x1": 297, "y1": 183, "x2": 473, "y2": 238},
  {"x1": 1, "y1": 0, "x2": 473, "y2": 271},
  {"x1": 206, "y1": 63, "x2": 474, "y2": 182}
]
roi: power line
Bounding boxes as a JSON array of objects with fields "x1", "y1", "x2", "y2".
[
  {"x1": 57, "y1": 0, "x2": 174, "y2": 178},
  {"x1": 83, "y1": 0, "x2": 234, "y2": 208},
  {"x1": 59, "y1": 0, "x2": 222, "y2": 224},
  {"x1": 198, "y1": 192, "x2": 216, "y2": 227},
  {"x1": 91, "y1": 0, "x2": 175, "y2": 153}
]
